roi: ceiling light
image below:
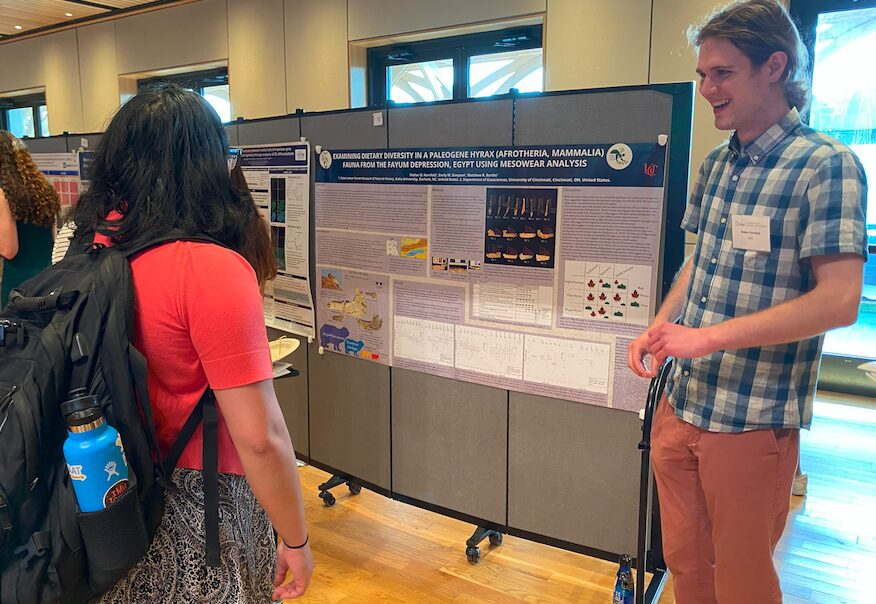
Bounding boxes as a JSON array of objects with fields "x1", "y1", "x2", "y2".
[
  {"x1": 14, "y1": 25, "x2": 22, "y2": 30},
  {"x1": 65, "y1": 13, "x2": 73, "y2": 17}
]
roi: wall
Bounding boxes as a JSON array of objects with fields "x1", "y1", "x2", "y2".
[
  {"x1": 650, "y1": 0, "x2": 729, "y2": 253},
  {"x1": 347, "y1": 0, "x2": 545, "y2": 40},
  {"x1": 0, "y1": 0, "x2": 728, "y2": 198},
  {"x1": 0, "y1": 32, "x2": 85, "y2": 135},
  {"x1": 42, "y1": 29, "x2": 85, "y2": 134},
  {"x1": 545, "y1": 0, "x2": 652, "y2": 91},
  {"x1": 114, "y1": 0, "x2": 228, "y2": 76},
  {"x1": 78, "y1": 22, "x2": 120, "y2": 132},
  {"x1": 230, "y1": 0, "x2": 286, "y2": 119},
  {"x1": 651, "y1": 0, "x2": 727, "y2": 191},
  {"x1": 284, "y1": 0, "x2": 348, "y2": 113},
  {"x1": 0, "y1": 35, "x2": 48, "y2": 93}
]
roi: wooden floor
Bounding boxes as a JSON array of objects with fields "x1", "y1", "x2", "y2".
[
  {"x1": 776, "y1": 393, "x2": 876, "y2": 604},
  {"x1": 288, "y1": 392, "x2": 875, "y2": 603}
]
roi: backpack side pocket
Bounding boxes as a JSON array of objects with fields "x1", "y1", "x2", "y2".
[{"x1": 76, "y1": 476, "x2": 148, "y2": 591}]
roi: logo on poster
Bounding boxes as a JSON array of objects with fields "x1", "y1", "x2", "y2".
[
  {"x1": 319, "y1": 150, "x2": 333, "y2": 169},
  {"x1": 606, "y1": 143, "x2": 632, "y2": 170},
  {"x1": 644, "y1": 162, "x2": 658, "y2": 177}
]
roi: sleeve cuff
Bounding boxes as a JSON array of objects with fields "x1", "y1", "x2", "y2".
[
  {"x1": 799, "y1": 241, "x2": 869, "y2": 261},
  {"x1": 202, "y1": 349, "x2": 274, "y2": 390}
]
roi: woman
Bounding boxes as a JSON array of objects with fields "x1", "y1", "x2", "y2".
[
  {"x1": 0, "y1": 130, "x2": 61, "y2": 305},
  {"x1": 73, "y1": 84, "x2": 312, "y2": 602}
]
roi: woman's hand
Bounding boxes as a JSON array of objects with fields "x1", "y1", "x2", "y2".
[{"x1": 272, "y1": 540, "x2": 314, "y2": 600}]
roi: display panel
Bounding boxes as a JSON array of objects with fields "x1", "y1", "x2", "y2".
[
  {"x1": 32, "y1": 153, "x2": 80, "y2": 208},
  {"x1": 314, "y1": 142, "x2": 667, "y2": 409},
  {"x1": 237, "y1": 142, "x2": 316, "y2": 338}
]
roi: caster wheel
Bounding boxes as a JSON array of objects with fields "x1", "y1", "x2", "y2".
[
  {"x1": 466, "y1": 546, "x2": 481, "y2": 564},
  {"x1": 348, "y1": 483, "x2": 362, "y2": 495},
  {"x1": 319, "y1": 491, "x2": 336, "y2": 507},
  {"x1": 488, "y1": 532, "x2": 503, "y2": 546}
]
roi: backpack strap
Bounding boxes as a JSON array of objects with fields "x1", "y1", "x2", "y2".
[
  {"x1": 119, "y1": 229, "x2": 224, "y2": 566},
  {"x1": 129, "y1": 346, "x2": 171, "y2": 486},
  {"x1": 163, "y1": 388, "x2": 221, "y2": 568},
  {"x1": 201, "y1": 391, "x2": 220, "y2": 567}
]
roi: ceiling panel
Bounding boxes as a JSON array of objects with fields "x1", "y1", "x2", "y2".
[{"x1": 0, "y1": 1, "x2": 186, "y2": 39}]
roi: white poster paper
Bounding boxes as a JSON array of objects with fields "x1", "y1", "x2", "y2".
[{"x1": 238, "y1": 142, "x2": 315, "y2": 338}]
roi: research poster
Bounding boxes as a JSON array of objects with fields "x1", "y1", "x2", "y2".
[
  {"x1": 32, "y1": 153, "x2": 80, "y2": 207},
  {"x1": 237, "y1": 142, "x2": 316, "y2": 339},
  {"x1": 78, "y1": 150, "x2": 96, "y2": 191},
  {"x1": 314, "y1": 143, "x2": 666, "y2": 410}
]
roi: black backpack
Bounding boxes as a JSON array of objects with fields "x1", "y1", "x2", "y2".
[{"x1": 0, "y1": 233, "x2": 222, "y2": 604}]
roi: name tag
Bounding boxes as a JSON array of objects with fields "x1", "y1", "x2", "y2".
[{"x1": 730, "y1": 215, "x2": 771, "y2": 252}]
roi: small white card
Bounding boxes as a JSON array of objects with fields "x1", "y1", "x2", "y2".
[
  {"x1": 730, "y1": 215, "x2": 771, "y2": 252},
  {"x1": 272, "y1": 361, "x2": 291, "y2": 379}
]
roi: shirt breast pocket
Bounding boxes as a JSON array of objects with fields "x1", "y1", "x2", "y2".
[{"x1": 742, "y1": 249, "x2": 771, "y2": 272}]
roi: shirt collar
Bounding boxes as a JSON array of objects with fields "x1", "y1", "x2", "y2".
[{"x1": 728, "y1": 108, "x2": 801, "y2": 163}]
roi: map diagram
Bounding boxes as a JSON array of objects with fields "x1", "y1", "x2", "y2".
[{"x1": 317, "y1": 273, "x2": 389, "y2": 363}]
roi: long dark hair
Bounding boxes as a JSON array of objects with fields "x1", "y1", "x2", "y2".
[
  {"x1": 73, "y1": 84, "x2": 273, "y2": 283},
  {"x1": 230, "y1": 162, "x2": 278, "y2": 285}
]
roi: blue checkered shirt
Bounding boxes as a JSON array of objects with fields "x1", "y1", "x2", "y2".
[{"x1": 666, "y1": 109, "x2": 868, "y2": 432}]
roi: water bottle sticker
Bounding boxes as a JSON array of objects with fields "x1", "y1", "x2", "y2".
[
  {"x1": 104, "y1": 479, "x2": 130, "y2": 507},
  {"x1": 68, "y1": 464, "x2": 87, "y2": 481},
  {"x1": 115, "y1": 434, "x2": 128, "y2": 467},
  {"x1": 104, "y1": 461, "x2": 120, "y2": 481}
]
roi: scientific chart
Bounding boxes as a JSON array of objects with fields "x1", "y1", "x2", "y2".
[
  {"x1": 237, "y1": 142, "x2": 315, "y2": 338},
  {"x1": 78, "y1": 150, "x2": 95, "y2": 191},
  {"x1": 32, "y1": 153, "x2": 80, "y2": 207},
  {"x1": 314, "y1": 143, "x2": 666, "y2": 410}
]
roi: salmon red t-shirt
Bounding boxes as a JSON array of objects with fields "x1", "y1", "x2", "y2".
[{"x1": 96, "y1": 228, "x2": 272, "y2": 474}]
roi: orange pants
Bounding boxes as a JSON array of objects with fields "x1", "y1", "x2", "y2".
[{"x1": 651, "y1": 398, "x2": 799, "y2": 603}]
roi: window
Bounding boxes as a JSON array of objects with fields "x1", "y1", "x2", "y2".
[
  {"x1": 792, "y1": 0, "x2": 876, "y2": 371},
  {"x1": 0, "y1": 93, "x2": 49, "y2": 138},
  {"x1": 368, "y1": 25, "x2": 543, "y2": 105},
  {"x1": 138, "y1": 68, "x2": 231, "y2": 122}
]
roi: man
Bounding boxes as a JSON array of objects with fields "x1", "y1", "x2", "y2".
[{"x1": 628, "y1": 1, "x2": 868, "y2": 602}]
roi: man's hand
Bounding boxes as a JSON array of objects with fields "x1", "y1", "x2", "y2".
[
  {"x1": 647, "y1": 323, "x2": 718, "y2": 365},
  {"x1": 628, "y1": 329, "x2": 662, "y2": 378}
]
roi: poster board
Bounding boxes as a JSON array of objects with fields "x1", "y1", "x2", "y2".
[
  {"x1": 77, "y1": 150, "x2": 95, "y2": 191},
  {"x1": 236, "y1": 142, "x2": 316, "y2": 339},
  {"x1": 314, "y1": 141, "x2": 667, "y2": 409},
  {"x1": 32, "y1": 153, "x2": 80, "y2": 208}
]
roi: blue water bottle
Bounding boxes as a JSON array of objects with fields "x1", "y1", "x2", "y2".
[
  {"x1": 613, "y1": 554, "x2": 634, "y2": 604},
  {"x1": 61, "y1": 389, "x2": 130, "y2": 512}
]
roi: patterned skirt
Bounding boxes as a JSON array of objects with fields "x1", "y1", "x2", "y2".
[{"x1": 97, "y1": 468, "x2": 276, "y2": 603}]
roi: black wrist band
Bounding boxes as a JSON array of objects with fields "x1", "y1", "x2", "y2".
[{"x1": 282, "y1": 534, "x2": 309, "y2": 549}]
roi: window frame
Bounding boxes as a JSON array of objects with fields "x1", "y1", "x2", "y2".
[
  {"x1": 137, "y1": 67, "x2": 229, "y2": 96},
  {"x1": 790, "y1": 0, "x2": 876, "y2": 243},
  {"x1": 367, "y1": 24, "x2": 543, "y2": 105},
  {"x1": 791, "y1": 0, "x2": 876, "y2": 66},
  {"x1": 0, "y1": 92, "x2": 49, "y2": 138}
]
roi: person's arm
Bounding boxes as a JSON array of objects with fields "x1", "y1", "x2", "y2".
[
  {"x1": 214, "y1": 380, "x2": 313, "y2": 600},
  {"x1": 0, "y1": 189, "x2": 18, "y2": 259},
  {"x1": 647, "y1": 253, "x2": 864, "y2": 361},
  {"x1": 627, "y1": 257, "x2": 692, "y2": 377}
]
